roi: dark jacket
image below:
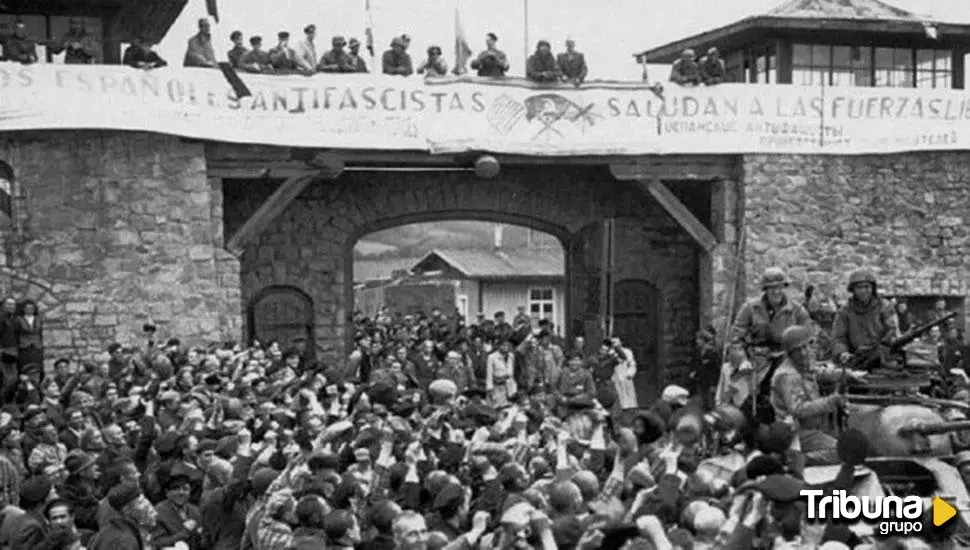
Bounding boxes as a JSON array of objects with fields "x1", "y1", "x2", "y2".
[
  {"x1": 152, "y1": 499, "x2": 202, "y2": 548},
  {"x1": 831, "y1": 296, "x2": 899, "y2": 357},
  {"x1": 359, "y1": 532, "x2": 395, "y2": 550},
  {"x1": 381, "y1": 47, "x2": 413, "y2": 76},
  {"x1": 60, "y1": 476, "x2": 103, "y2": 532},
  {"x1": 0, "y1": 314, "x2": 16, "y2": 352},
  {"x1": 122, "y1": 46, "x2": 167, "y2": 69},
  {"x1": 7, "y1": 508, "x2": 48, "y2": 550},
  {"x1": 557, "y1": 51, "x2": 587, "y2": 81},
  {"x1": 14, "y1": 316, "x2": 41, "y2": 349},
  {"x1": 87, "y1": 516, "x2": 144, "y2": 550},
  {"x1": 285, "y1": 526, "x2": 329, "y2": 549},
  {"x1": 526, "y1": 51, "x2": 560, "y2": 83}
]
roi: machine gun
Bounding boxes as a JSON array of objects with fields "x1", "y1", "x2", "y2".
[{"x1": 841, "y1": 311, "x2": 957, "y2": 396}]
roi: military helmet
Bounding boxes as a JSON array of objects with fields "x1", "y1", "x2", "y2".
[
  {"x1": 781, "y1": 325, "x2": 814, "y2": 354},
  {"x1": 760, "y1": 267, "x2": 789, "y2": 290},
  {"x1": 846, "y1": 269, "x2": 877, "y2": 291}
]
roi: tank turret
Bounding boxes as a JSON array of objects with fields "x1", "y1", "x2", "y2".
[{"x1": 847, "y1": 404, "x2": 964, "y2": 457}]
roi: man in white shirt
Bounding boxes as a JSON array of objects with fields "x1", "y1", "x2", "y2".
[{"x1": 293, "y1": 24, "x2": 318, "y2": 73}]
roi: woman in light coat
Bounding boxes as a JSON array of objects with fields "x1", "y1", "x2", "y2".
[{"x1": 610, "y1": 337, "x2": 638, "y2": 411}]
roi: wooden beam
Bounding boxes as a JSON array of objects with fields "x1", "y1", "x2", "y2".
[
  {"x1": 225, "y1": 159, "x2": 342, "y2": 255},
  {"x1": 635, "y1": 177, "x2": 718, "y2": 252},
  {"x1": 609, "y1": 162, "x2": 733, "y2": 182}
]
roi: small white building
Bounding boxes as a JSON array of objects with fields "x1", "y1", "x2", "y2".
[{"x1": 409, "y1": 247, "x2": 566, "y2": 333}]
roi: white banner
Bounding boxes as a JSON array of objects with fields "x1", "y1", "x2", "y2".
[{"x1": 1, "y1": 63, "x2": 969, "y2": 156}]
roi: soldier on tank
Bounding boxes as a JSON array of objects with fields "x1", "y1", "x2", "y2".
[
  {"x1": 771, "y1": 325, "x2": 850, "y2": 467},
  {"x1": 831, "y1": 269, "x2": 900, "y2": 369},
  {"x1": 730, "y1": 268, "x2": 810, "y2": 424}
]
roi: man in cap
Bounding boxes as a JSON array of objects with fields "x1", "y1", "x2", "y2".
[
  {"x1": 730, "y1": 268, "x2": 811, "y2": 407},
  {"x1": 294, "y1": 24, "x2": 319, "y2": 73},
  {"x1": 240, "y1": 36, "x2": 272, "y2": 73},
  {"x1": 319, "y1": 36, "x2": 352, "y2": 73},
  {"x1": 0, "y1": 22, "x2": 38, "y2": 64},
  {"x1": 471, "y1": 32, "x2": 509, "y2": 77},
  {"x1": 699, "y1": 47, "x2": 725, "y2": 85},
  {"x1": 771, "y1": 325, "x2": 849, "y2": 466},
  {"x1": 46, "y1": 18, "x2": 99, "y2": 64},
  {"x1": 227, "y1": 30, "x2": 247, "y2": 68},
  {"x1": 183, "y1": 18, "x2": 217, "y2": 68},
  {"x1": 346, "y1": 38, "x2": 368, "y2": 73},
  {"x1": 669, "y1": 48, "x2": 700, "y2": 86},
  {"x1": 557, "y1": 38, "x2": 588, "y2": 86},
  {"x1": 269, "y1": 31, "x2": 297, "y2": 71},
  {"x1": 88, "y1": 483, "x2": 157, "y2": 549},
  {"x1": 831, "y1": 268, "x2": 899, "y2": 369},
  {"x1": 122, "y1": 37, "x2": 167, "y2": 70}
]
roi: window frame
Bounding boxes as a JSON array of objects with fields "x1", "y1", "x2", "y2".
[
  {"x1": 789, "y1": 43, "x2": 952, "y2": 89},
  {"x1": 528, "y1": 287, "x2": 555, "y2": 320}
]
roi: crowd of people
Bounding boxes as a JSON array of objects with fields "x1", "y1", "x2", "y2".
[
  {"x1": 0, "y1": 17, "x2": 591, "y2": 85},
  {"x1": 0, "y1": 265, "x2": 963, "y2": 549}
]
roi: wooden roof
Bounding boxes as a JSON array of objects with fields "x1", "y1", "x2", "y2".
[
  {"x1": 634, "y1": 0, "x2": 970, "y2": 64},
  {"x1": 412, "y1": 248, "x2": 564, "y2": 280},
  {"x1": 1, "y1": 0, "x2": 187, "y2": 43}
]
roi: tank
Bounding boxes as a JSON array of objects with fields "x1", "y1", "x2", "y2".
[{"x1": 847, "y1": 403, "x2": 956, "y2": 457}]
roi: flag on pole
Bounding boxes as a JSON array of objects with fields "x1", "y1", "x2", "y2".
[
  {"x1": 364, "y1": 0, "x2": 375, "y2": 57},
  {"x1": 453, "y1": 1, "x2": 473, "y2": 75},
  {"x1": 206, "y1": 0, "x2": 219, "y2": 23}
]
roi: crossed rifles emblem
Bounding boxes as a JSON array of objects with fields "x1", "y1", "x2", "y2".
[{"x1": 524, "y1": 94, "x2": 599, "y2": 141}]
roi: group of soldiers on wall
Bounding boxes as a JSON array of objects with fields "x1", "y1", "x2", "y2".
[{"x1": 0, "y1": 16, "x2": 591, "y2": 85}]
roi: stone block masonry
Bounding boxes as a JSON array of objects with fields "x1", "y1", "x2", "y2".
[
  {"x1": 0, "y1": 131, "x2": 241, "y2": 364},
  {"x1": 742, "y1": 153, "x2": 970, "y2": 333}
]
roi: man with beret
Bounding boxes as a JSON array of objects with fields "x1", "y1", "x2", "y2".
[
  {"x1": 269, "y1": 31, "x2": 297, "y2": 72},
  {"x1": 771, "y1": 325, "x2": 847, "y2": 467},
  {"x1": 88, "y1": 484, "x2": 157, "y2": 549}
]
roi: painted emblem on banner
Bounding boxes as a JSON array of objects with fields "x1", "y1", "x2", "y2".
[{"x1": 486, "y1": 92, "x2": 600, "y2": 141}]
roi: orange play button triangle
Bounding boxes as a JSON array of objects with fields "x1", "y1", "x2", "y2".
[{"x1": 934, "y1": 497, "x2": 957, "y2": 527}]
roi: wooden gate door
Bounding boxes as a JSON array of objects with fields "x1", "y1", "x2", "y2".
[
  {"x1": 612, "y1": 279, "x2": 661, "y2": 403},
  {"x1": 568, "y1": 222, "x2": 609, "y2": 352},
  {"x1": 249, "y1": 286, "x2": 315, "y2": 356}
]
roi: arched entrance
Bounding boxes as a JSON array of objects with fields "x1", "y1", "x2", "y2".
[
  {"x1": 612, "y1": 278, "x2": 662, "y2": 402},
  {"x1": 227, "y1": 166, "x2": 702, "y2": 383},
  {"x1": 248, "y1": 285, "x2": 314, "y2": 356}
]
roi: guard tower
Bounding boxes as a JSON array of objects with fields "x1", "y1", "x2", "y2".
[
  {"x1": 635, "y1": 0, "x2": 970, "y2": 89},
  {"x1": 0, "y1": 0, "x2": 186, "y2": 64}
]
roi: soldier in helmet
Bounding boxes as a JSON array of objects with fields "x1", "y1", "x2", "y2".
[
  {"x1": 831, "y1": 269, "x2": 900, "y2": 367},
  {"x1": 730, "y1": 267, "x2": 810, "y2": 421},
  {"x1": 669, "y1": 49, "x2": 701, "y2": 86},
  {"x1": 771, "y1": 325, "x2": 852, "y2": 467}
]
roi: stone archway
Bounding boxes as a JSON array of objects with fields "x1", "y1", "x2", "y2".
[{"x1": 226, "y1": 165, "x2": 704, "y2": 382}]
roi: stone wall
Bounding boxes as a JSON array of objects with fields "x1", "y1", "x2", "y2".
[
  {"x1": 227, "y1": 166, "x2": 703, "y2": 386},
  {"x1": 0, "y1": 131, "x2": 241, "y2": 363},
  {"x1": 742, "y1": 153, "x2": 970, "y2": 332}
]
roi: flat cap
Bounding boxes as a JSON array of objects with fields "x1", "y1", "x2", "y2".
[{"x1": 756, "y1": 474, "x2": 806, "y2": 503}]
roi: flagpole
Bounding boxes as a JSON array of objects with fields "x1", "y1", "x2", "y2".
[{"x1": 523, "y1": 0, "x2": 529, "y2": 67}]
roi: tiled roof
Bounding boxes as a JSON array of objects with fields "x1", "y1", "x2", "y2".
[
  {"x1": 354, "y1": 257, "x2": 420, "y2": 282},
  {"x1": 767, "y1": 0, "x2": 922, "y2": 21},
  {"x1": 413, "y1": 248, "x2": 564, "y2": 279}
]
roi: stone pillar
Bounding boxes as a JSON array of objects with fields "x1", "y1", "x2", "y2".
[{"x1": 709, "y1": 178, "x2": 744, "y2": 345}]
